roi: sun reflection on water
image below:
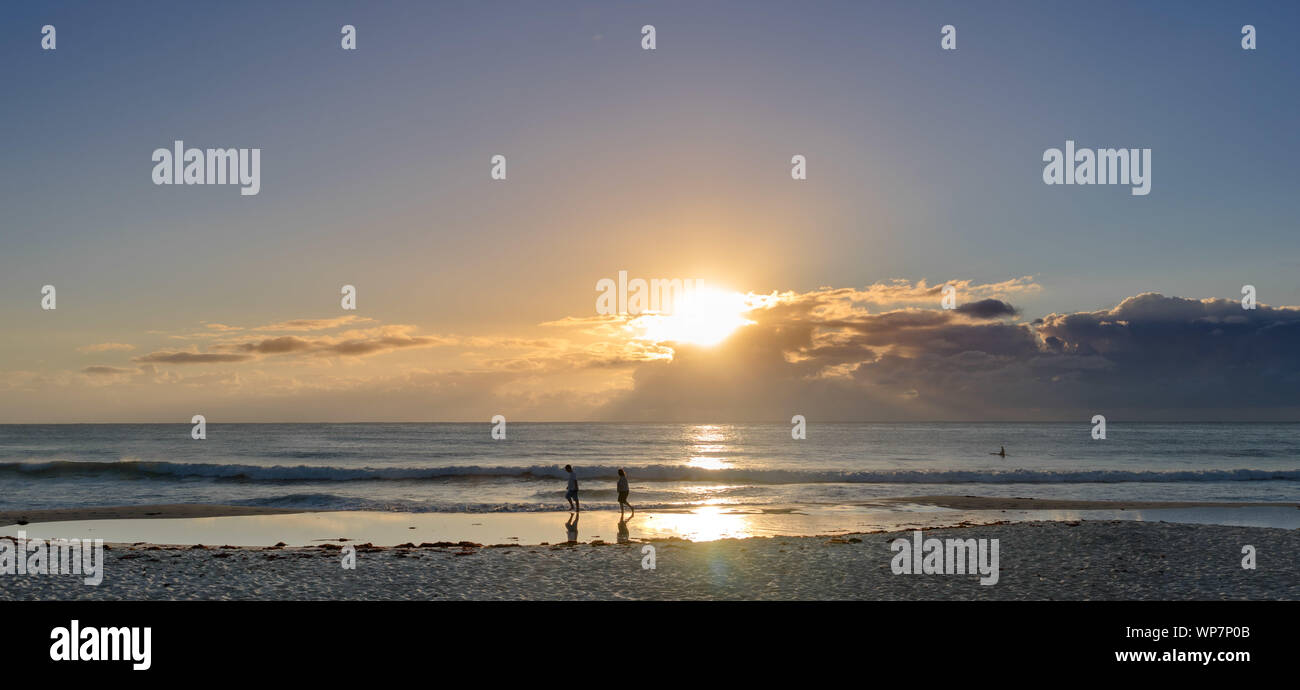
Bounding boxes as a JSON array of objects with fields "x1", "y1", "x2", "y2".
[
  {"x1": 686, "y1": 456, "x2": 728, "y2": 470},
  {"x1": 686, "y1": 424, "x2": 735, "y2": 471},
  {"x1": 641, "y1": 505, "x2": 752, "y2": 542}
]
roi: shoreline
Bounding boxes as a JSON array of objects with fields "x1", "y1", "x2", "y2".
[
  {"x1": 3, "y1": 496, "x2": 1297, "y2": 529},
  {"x1": 2, "y1": 497, "x2": 1297, "y2": 548}
]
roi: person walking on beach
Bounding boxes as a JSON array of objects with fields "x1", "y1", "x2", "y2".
[
  {"x1": 564, "y1": 464, "x2": 580, "y2": 512},
  {"x1": 616, "y1": 468, "x2": 634, "y2": 518}
]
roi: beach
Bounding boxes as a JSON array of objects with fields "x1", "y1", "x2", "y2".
[
  {"x1": 3, "y1": 423, "x2": 1297, "y2": 601},
  {"x1": 2, "y1": 497, "x2": 1297, "y2": 601},
  {"x1": 2, "y1": 519, "x2": 1295, "y2": 601},
  {"x1": 5, "y1": 0, "x2": 1297, "y2": 672}
]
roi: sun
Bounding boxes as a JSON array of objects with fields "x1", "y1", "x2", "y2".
[{"x1": 629, "y1": 286, "x2": 756, "y2": 346}]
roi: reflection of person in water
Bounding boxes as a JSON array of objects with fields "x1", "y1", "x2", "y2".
[
  {"x1": 565, "y1": 512, "x2": 579, "y2": 544},
  {"x1": 616, "y1": 517, "x2": 630, "y2": 545}
]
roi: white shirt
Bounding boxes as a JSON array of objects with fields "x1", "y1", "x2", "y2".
[{"x1": 567, "y1": 472, "x2": 578, "y2": 491}]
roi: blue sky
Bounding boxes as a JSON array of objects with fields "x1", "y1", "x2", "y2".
[{"x1": 1, "y1": 1, "x2": 1297, "y2": 421}]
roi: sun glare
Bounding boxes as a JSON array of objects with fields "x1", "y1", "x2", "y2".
[
  {"x1": 640, "y1": 505, "x2": 753, "y2": 542},
  {"x1": 629, "y1": 286, "x2": 756, "y2": 346}
]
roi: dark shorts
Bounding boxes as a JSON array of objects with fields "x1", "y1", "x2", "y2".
[
  {"x1": 618, "y1": 491, "x2": 629, "y2": 503},
  {"x1": 565, "y1": 489, "x2": 578, "y2": 501}
]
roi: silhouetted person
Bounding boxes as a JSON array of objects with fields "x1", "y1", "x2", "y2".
[
  {"x1": 564, "y1": 464, "x2": 580, "y2": 512},
  {"x1": 616, "y1": 468, "x2": 634, "y2": 518}
]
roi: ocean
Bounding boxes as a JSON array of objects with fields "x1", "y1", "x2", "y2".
[{"x1": 2, "y1": 422, "x2": 1298, "y2": 513}]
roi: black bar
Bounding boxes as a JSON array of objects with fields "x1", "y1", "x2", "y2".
[{"x1": 5, "y1": 600, "x2": 1289, "y2": 678}]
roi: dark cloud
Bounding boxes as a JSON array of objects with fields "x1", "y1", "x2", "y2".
[
  {"x1": 598, "y1": 292, "x2": 1300, "y2": 421},
  {"x1": 226, "y1": 336, "x2": 314, "y2": 354},
  {"x1": 1031, "y1": 293, "x2": 1300, "y2": 409},
  {"x1": 139, "y1": 327, "x2": 450, "y2": 364},
  {"x1": 214, "y1": 329, "x2": 450, "y2": 358},
  {"x1": 955, "y1": 299, "x2": 1019, "y2": 319},
  {"x1": 324, "y1": 335, "x2": 441, "y2": 356},
  {"x1": 82, "y1": 365, "x2": 136, "y2": 376}
]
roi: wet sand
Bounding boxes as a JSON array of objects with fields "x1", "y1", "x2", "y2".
[
  {"x1": 4, "y1": 497, "x2": 1298, "y2": 547},
  {"x1": 5, "y1": 496, "x2": 1297, "y2": 531}
]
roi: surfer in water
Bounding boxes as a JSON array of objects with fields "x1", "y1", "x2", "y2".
[{"x1": 990, "y1": 446, "x2": 1006, "y2": 458}]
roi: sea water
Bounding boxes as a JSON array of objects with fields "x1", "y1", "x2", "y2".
[{"x1": 2, "y1": 423, "x2": 1297, "y2": 514}]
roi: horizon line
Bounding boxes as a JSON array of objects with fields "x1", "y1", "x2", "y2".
[{"x1": 2, "y1": 420, "x2": 1296, "y2": 425}]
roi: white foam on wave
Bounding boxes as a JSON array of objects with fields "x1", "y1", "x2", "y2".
[{"x1": 4, "y1": 460, "x2": 1299, "y2": 484}]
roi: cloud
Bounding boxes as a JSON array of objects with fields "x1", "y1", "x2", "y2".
[
  {"x1": 17, "y1": 285, "x2": 1299, "y2": 422},
  {"x1": 806, "y1": 276, "x2": 1040, "y2": 307},
  {"x1": 133, "y1": 352, "x2": 253, "y2": 364},
  {"x1": 130, "y1": 315, "x2": 458, "y2": 366},
  {"x1": 596, "y1": 289, "x2": 1300, "y2": 421},
  {"x1": 76, "y1": 342, "x2": 136, "y2": 353},
  {"x1": 224, "y1": 336, "x2": 315, "y2": 355},
  {"x1": 1030, "y1": 293, "x2": 1300, "y2": 407},
  {"x1": 81, "y1": 365, "x2": 137, "y2": 376},
  {"x1": 216, "y1": 327, "x2": 451, "y2": 358},
  {"x1": 954, "y1": 299, "x2": 1019, "y2": 319}
]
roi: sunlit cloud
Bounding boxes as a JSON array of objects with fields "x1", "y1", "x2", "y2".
[
  {"x1": 76, "y1": 342, "x2": 136, "y2": 354},
  {"x1": 134, "y1": 352, "x2": 253, "y2": 364},
  {"x1": 6, "y1": 280, "x2": 1295, "y2": 422}
]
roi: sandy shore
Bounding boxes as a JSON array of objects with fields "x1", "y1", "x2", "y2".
[{"x1": 2, "y1": 520, "x2": 1295, "y2": 601}]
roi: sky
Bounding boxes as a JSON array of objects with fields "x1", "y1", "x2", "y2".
[{"x1": 1, "y1": 0, "x2": 1298, "y2": 422}]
